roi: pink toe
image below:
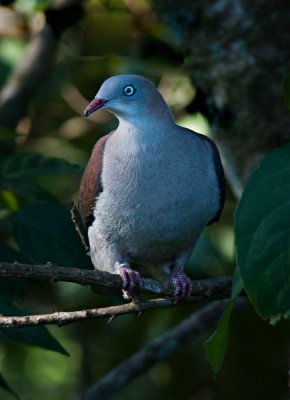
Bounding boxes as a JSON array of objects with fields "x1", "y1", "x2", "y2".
[
  {"x1": 118, "y1": 264, "x2": 143, "y2": 299},
  {"x1": 171, "y1": 267, "x2": 192, "y2": 298}
]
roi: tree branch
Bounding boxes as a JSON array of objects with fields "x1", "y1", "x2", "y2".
[
  {"x1": 0, "y1": 297, "x2": 218, "y2": 329},
  {"x1": 0, "y1": 261, "x2": 232, "y2": 297},
  {"x1": 0, "y1": 261, "x2": 234, "y2": 328},
  {"x1": 77, "y1": 299, "x2": 242, "y2": 400}
]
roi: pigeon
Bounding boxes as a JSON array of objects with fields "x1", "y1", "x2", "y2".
[{"x1": 73, "y1": 74, "x2": 225, "y2": 299}]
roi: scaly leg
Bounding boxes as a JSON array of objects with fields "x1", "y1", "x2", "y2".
[
  {"x1": 118, "y1": 263, "x2": 143, "y2": 300},
  {"x1": 168, "y1": 253, "x2": 193, "y2": 298}
]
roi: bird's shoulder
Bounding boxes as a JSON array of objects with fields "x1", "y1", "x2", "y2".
[{"x1": 178, "y1": 126, "x2": 226, "y2": 224}]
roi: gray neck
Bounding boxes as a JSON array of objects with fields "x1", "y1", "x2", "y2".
[
  {"x1": 114, "y1": 91, "x2": 175, "y2": 133},
  {"x1": 116, "y1": 116, "x2": 176, "y2": 145},
  {"x1": 117, "y1": 106, "x2": 175, "y2": 136}
]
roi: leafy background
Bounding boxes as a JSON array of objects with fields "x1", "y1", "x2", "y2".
[{"x1": 0, "y1": 0, "x2": 289, "y2": 399}]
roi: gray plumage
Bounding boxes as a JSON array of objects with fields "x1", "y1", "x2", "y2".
[{"x1": 77, "y1": 74, "x2": 225, "y2": 296}]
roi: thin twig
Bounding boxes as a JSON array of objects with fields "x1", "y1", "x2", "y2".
[
  {"x1": 0, "y1": 297, "x2": 207, "y2": 328},
  {"x1": 0, "y1": 261, "x2": 232, "y2": 298},
  {"x1": 77, "y1": 300, "x2": 234, "y2": 400}
]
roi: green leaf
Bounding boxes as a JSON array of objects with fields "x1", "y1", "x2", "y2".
[
  {"x1": 235, "y1": 144, "x2": 290, "y2": 323},
  {"x1": 204, "y1": 300, "x2": 234, "y2": 374},
  {"x1": 283, "y1": 73, "x2": 290, "y2": 110},
  {"x1": 0, "y1": 153, "x2": 83, "y2": 180},
  {"x1": 204, "y1": 266, "x2": 243, "y2": 375},
  {"x1": 1, "y1": 180, "x2": 57, "y2": 201},
  {"x1": 231, "y1": 265, "x2": 243, "y2": 299},
  {"x1": 14, "y1": 0, "x2": 53, "y2": 13},
  {"x1": 13, "y1": 202, "x2": 92, "y2": 268},
  {"x1": 0, "y1": 127, "x2": 19, "y2": 141},
  {"x1": 0, "y1": 153, "x2": 82, "y2": 201},
  {"x1": 0, "y1": 304, "x2": 69, "y2": 356},
  {"x1": 0, "y1": 372, "x2": 21, "y2": 400}
]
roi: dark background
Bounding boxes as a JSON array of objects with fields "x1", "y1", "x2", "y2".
[{"x1": 0, "y1": 1, "x2": 289, "y2": 399}]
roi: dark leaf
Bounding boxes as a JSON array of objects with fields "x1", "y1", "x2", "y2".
[
  {"x1": 234, "y1": 144, "x2": 290, "y2": 323},
  {"x1": 1, "y1": 180, "x2": 57, "y2": 201},
  {"x1": 0, "y1": 153, "x2": 83, "y2": 180},
  {"x1": 0, "y1": 372, "x2": 21, "y2": 400},
  {"x1": 204, "y1": 299, "x2": 234, "y2": 375},
  {"x1": 0, "y1": 304, "x2": 69, "y2": 356},
  {"x1": 13, "y1": 202, "x2": 92, "y2": 268},
  {"x1": 0, "y1": 153, "x2": 82, "y2": 201},
  {"x1": 0, "y1": 245, "x2": 31, "y2": 303},
  {"x1": 204, "y1": 267, "x2": 243, "y2": 375},
  {"x1": 0, "y1": 244, "x2": 28, "y2": 263}
]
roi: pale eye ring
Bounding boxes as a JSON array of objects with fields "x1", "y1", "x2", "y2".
[{"x1": 123, "y1": 85, "x2": 136, "y2": 96}]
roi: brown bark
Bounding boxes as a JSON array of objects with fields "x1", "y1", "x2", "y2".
[
  {"x1": 0, "y1": 261, "x2": 232, "y2": 298},
  {"x1": 153, "y1": 1, "x2": 290, "y2": 197}
]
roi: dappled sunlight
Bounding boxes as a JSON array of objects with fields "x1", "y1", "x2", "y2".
[
  {"x1": 177, "y1": 112, "x2": 210, "y2": 135},
  {"x1": 25, "y1": 136, "x2": 87, "y2": 163}
]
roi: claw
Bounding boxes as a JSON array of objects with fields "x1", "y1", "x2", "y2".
[
  {"x1": 119, "y1": 264, "x2": 143, "y2": 299},
  {"x1": 170, "y1": 267, "x2": 192, "y2": 298}
]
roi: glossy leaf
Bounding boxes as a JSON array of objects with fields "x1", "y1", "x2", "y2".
[{"x1": 235, "y1": 144, "x2": 290, "y2": 323}]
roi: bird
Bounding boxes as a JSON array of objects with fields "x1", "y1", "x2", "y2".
[{"x1": 73, "y1": 74, "x2": 225, "y2": 299}]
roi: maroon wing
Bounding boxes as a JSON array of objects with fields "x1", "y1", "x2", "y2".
[{"x1": 71, "y1": 132, "x2": 113, "y2": 250}]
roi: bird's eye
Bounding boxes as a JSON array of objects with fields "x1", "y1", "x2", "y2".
[{"x1": 123, "y1": 85, "x2": 136, "y2": 96}]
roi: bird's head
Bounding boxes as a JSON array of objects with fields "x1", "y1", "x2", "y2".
[{"x1": 83, "y1": 74, "x2": 172, "y2": 123}]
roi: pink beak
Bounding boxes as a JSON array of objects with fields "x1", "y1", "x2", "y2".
[{"x1": 84, "y1": 98, "x2": 108, "y2": 117}]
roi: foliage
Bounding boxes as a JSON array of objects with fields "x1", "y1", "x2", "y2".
[
  {"x1": 0, "y1": 373, "x2": 20, "y2": 400},
  {"x1": 204, "y1": 266, "x2": 243, "y2": 374},
  {"x1": 0, "y1": 304, "x2": 68, "y2": 356},
  {"x1": 0, "y1": 0, "x2": 288, "y2": 399},
  {"x1": 13, "y1": 202, "x2": 91, "y2": 267},
  {"x1": 235, "y1": 144, "x2": 290, "y2": 323},
  {"x1": 0, "y1": 152, "x2": 83, "y2": 201},
  {"x1": 205, "y1": 144, "x2": 290, "y2": 376}
]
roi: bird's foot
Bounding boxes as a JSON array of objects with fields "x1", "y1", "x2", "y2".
[
  {"x1": 119, "y1": 264, "x2": 143, "y2": 300},
  {"x1": 170, "y1": 267, "x2": 192, "y2": 298}
]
